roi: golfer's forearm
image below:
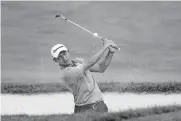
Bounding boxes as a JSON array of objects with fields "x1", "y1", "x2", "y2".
[
  {"x1": 83, "y1": 46, "x2": 109, "y2": 71},
  {"x1": 99, "y1": 50, "x2": 114, "y2": 72}
]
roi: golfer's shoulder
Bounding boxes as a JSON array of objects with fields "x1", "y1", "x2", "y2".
[
  {"x1": 63, "y1": 57, "x2": 85, "y2": 75},
  {"x1": 73, "y1": 57, "x2": 85, "y2": 64},
  {"x1": 62, "y1": 66, "x2": 73, "y2": 73},
  {"x1": 62, "y1": 67, "x2": 74, "y2": 79}
]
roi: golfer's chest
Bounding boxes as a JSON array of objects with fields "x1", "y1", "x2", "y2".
[{"x1": 79, "y1": 71, "x2": 94, "y2": 85}]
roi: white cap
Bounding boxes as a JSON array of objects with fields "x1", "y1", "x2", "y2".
[{"x1": 51, "y1": 44, "x2": 68, "y2": 58}]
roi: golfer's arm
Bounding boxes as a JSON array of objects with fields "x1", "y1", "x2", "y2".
[
  {"x1": 89, "y1": 49, "x2": 114, "y2": 73},
  {"x1": 82, "y1": 46, "x2": 109, "y2": 72}
]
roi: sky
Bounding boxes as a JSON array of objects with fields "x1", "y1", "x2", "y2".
[{"x1": 1, "y1": 1, "x2": 181, "y2": 83}]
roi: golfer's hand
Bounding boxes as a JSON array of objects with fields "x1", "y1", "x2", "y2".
[
  {"x1": 109, "y1": 46, "x2": 116, "y2": 53},
  {"x1": 102, "y1": 38, "x2": 118, "y2": 51},
  {"x1": 102, "y1": 38, "x2": 112, "y2": 47},
  {"x1": 109, "y1": 40, "x2": 117, "y2": 53}
]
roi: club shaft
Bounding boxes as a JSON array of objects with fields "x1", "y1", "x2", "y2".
[
  {"x1": 61, "y1": 15, "x2": 102, "y2": 39},
  {"x1": 59, "y1": 15, "x2": 120, "y2": 50}
]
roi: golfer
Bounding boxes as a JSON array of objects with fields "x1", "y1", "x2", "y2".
[{"x1": 51, "y1": 38, "x2": 117, "y2": 113}]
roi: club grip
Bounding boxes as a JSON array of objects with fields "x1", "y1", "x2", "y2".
[{"x1": 100, "y1": 37, "x2": 120, "y2": 51}]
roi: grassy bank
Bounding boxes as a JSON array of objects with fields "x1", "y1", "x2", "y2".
[
  {"x1": 2, "y1": 105, "x2": 181, "y2": 121},
  {"x1": 1, "y1": 81, "x2": 181, "y2": 94}
]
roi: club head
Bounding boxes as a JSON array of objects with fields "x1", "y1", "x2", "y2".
[{"x1": 55, "y1": 15, "x2": 60, "y2": 18}]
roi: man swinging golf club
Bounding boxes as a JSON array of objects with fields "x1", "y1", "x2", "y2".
[
  {"x1": 51, "y1": 38, "x2": 117, "y2": 113},
  {"x1": 51, "y1": 15, "x2": 119, "y2": 113}
]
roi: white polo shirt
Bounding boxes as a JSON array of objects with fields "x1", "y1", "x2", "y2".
[{"x1": 61, "y1": 58, "x2": 103, "y2": 106}]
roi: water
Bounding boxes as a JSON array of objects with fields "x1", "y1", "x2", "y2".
[{"x1": 1, "y1": 93, "x2": 181, "y2": 115}]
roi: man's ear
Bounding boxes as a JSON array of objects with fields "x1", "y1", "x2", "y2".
[{"x1": 53, "y1": 57, "x2": 57, "y2": 62}]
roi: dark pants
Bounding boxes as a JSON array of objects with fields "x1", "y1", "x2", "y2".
[{"x1": 74, "y1": 100, "x2": 108, "y2": 113}]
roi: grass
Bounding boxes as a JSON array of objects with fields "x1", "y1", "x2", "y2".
[
  {"x1": 127, "y1": 111, "x2": 181, "y2": 121},
  {"x1": 1, "y1": 82, "x2": 69, "y2": 94},
  {"x1": 2, "y1": 105, "x2": 181, "y2": 121},
  {"x1": 1, "y1": 81, "x2": 181, "y2": 94}
]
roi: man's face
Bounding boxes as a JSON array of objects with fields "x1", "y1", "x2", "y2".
[{"x1": 56, "y1": 50, "x2": 70, "y2": 66}]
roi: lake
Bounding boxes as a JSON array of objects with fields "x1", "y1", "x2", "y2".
[{"x1": 1, "y1": 92, "x2": 181, "y2": 115}]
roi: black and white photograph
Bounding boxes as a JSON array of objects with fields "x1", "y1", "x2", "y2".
[{"x1": 1, "y1": 1, "x2": 181, "y2": 121}]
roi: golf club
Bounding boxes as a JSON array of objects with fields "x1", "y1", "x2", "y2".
[{"x1": 55, "y1": 14, "x2": 120, "y2": 51}]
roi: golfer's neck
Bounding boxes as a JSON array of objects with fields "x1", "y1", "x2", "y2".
[{"x1": 61, "y1": 59, "x2": 72, "y2": 67}]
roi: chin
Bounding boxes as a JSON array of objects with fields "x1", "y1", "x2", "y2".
[{"x1": 64, "y1": 61, "x2": 71, "y2": 66}]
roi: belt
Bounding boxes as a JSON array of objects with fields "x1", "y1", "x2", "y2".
[{"x1": 75, "y1": 100, "x2": 103, "y2": 110}]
